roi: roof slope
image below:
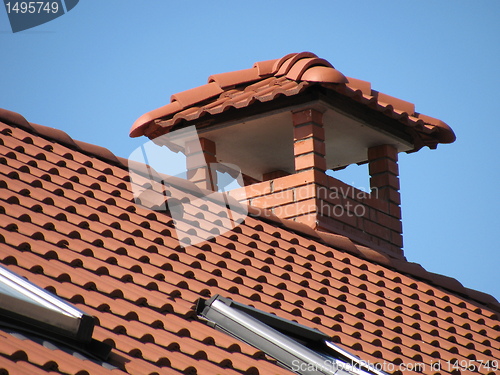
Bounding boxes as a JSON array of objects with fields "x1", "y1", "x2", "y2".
[
  {"x1": 0, "y1": 109, "x2": 499, "y2": 375},
  {"x1": 130, "y1": 52, "x2": 455, "y2": 151}
]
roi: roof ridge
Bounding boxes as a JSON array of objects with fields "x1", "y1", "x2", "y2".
[
  {"x1": 0, "y1": 108, "x2": 129, "y2": 170},
  {"x1": 1, "y1": 107, "x2": 496, "y2": 312}
]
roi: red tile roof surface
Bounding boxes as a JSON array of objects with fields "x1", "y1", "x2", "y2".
[
  {"x1": 130, "y1": 52, "x2": 455, "y2": 151},
  {"x1": 1, "y1": 108, "x2": 499, "y2": 375}
]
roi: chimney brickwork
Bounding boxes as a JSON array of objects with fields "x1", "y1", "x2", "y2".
[
  {"x1": 229, "y1": 107, "x2": 404, "y2": 257},
  {"x1": 293, "y1": 108, "x2": 327, "y2": 174}
]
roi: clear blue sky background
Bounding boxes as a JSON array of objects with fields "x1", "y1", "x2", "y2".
[{"x1": 1, "y1": 1, "x2": 499, "y2": 300}]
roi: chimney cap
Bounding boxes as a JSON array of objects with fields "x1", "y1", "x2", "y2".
[{"x1": 130, "y1": 52, "x2": 455, "y2": 150}]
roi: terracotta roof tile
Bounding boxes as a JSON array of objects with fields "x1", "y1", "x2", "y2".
[
  {"x1": 276, "y1": 52, "x2": 318, "y2": 76},
  {"x1": 171, "y1": 82, "x2": 224, "y2": 109},
  {"x1": 252, "y1": 58, "x2": 279, "y2": 76},
  {"x1": 1, "y1": 110, "x2": 499, "y2": 374},
  {"x1": 209, "y1": 68, "x2": 263, "y2": 89}
]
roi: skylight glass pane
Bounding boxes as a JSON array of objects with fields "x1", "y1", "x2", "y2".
[
  {"x1": 0, "y1": 277, "x2": 35, "y2": 304},
  {"x1": 0, "y1": 265, "x2": 93, "y2": 341},
  {"x1": 0, "y1": 272, "x2": 77, "y2": 316}
]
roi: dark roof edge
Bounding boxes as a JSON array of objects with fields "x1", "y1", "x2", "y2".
[
  {"x1": 0, "y1": 108, "x2": 128, "y2": 170},
  {"x1": 0, "y1": 108, "x2": 35, "y2": 131},
  {"x1": 2, "y1": 108, "x2": 497, "y2": 314}
]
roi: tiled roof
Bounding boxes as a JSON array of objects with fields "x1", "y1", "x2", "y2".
[
  {"x1": 1, "y1": 108, "x2": 499, "y2": 375},
  {"x1": 130, "y1": 52, "x2": 455, "y2": 151}
]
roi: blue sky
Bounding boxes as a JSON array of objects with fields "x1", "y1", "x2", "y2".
[{"x1": 1, "y1": 1, "x2": 499, "y2": 300}]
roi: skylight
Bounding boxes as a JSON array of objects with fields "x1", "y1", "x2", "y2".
[
  {"x1": 197, "y1": 294, "x2": 387, "y2": 375},
  {"x1": 0, "y1": 264, "x2": 94, "y2": 343}
]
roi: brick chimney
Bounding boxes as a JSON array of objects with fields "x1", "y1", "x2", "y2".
[{"x1": 131, "y1": 52, "x2": 455, "y2": 258}]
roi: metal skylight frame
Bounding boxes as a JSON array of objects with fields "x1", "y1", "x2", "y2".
[
  {"x1": 197, "y1": 294, "x2": 388, "y2": 375},
  {"x1": 0, "y1": 264, "x2": 94, "y2": 343}
]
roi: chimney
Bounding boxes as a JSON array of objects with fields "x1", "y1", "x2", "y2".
[{"x1": 131, "y1": 52, "x2": 455, "y2": 258}]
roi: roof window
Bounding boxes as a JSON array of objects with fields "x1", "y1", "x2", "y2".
[
  {"x1": 0, "y1": 264, "x2": 110, "y2": 360},
  {"x1": 196, "y1": 294, "x2": 387, "y2": 375}
]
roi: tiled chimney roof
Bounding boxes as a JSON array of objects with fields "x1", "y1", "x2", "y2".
[
  {"x1": 0, "y1": 108, "x2": 499, "y2": 375},
  {"x1": 130, "y1": 52, "x2": 455, "y2": 151}
]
